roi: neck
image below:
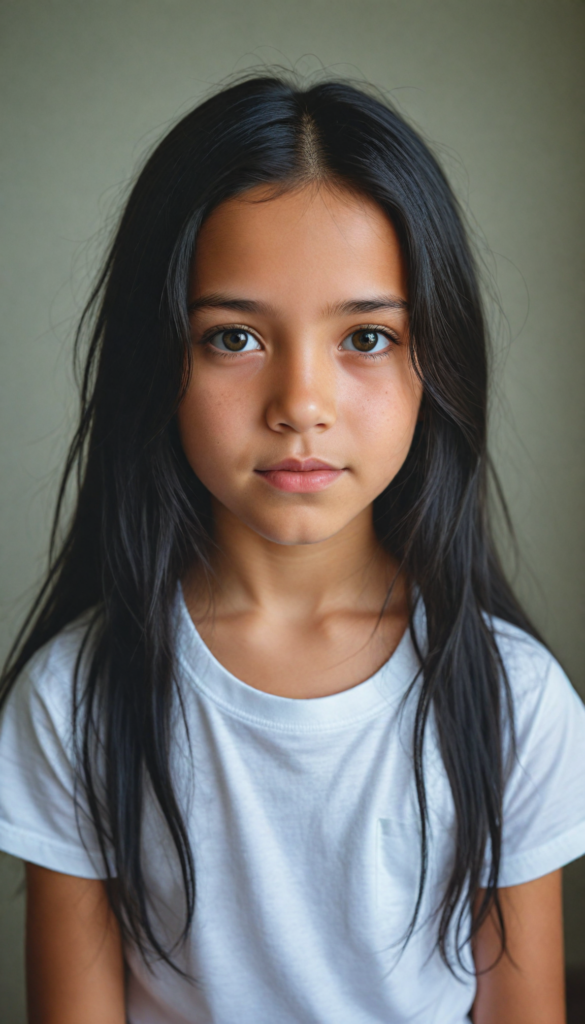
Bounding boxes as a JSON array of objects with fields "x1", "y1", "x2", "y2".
[{"x1": 186, "y1": 499, "x2": 402, "y2": 623}]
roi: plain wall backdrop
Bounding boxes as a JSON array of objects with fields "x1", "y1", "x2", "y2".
[{"x1": 0, "y1": 0, "x2": 583, "y2": 1018}]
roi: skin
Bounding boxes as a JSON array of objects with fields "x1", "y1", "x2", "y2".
[
  {"x1": 26, "y1": 185, "x2": 566, "y2": 1022},
  {"x1": 181, "y1": 183, "x2": 420, "y2": 697},
  {"x1": 472, "y1": 870, "x2": 566, "y2": 1023},
  {"x1": 25, "y1": 863, "x2": 125, "y2": 1024}
]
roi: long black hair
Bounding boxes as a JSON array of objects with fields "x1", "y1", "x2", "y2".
[{"x1": 1, "y1": 74, "x2": 539, "y2": 973}]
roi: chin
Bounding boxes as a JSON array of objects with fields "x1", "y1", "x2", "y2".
[{"x1": 245, "y1": 511, "x2": 347, "y2": 547}]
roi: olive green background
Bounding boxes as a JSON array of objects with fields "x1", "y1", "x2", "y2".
[{"x1": 0, "y1": 0, "x2": 583, "y2": 1018}]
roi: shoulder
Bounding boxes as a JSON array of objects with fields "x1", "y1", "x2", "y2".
[
  {"x1": 488, "y1": 616, "x2": 585, "y2": 748},
  {"x1": 490, "y1": 617, "x2": 554, "y2": 689},
  {"x1": 0, "y1": 612, "x2": 110, "y2": 877},
  {"x1": 489, "y1": 616, "x2": 581, "y2": 713},
  {"x1": 3, "y1": 612, "x2": 98, "y2": 735},
  {"x1": 484, "y1": 619, "x2": 585, "y2": 883}
]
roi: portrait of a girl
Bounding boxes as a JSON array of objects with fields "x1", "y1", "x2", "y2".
[{"x1": 1, "y1": 75, "x2": 584, "y2": 1023}]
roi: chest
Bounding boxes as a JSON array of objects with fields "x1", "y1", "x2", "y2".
[
  {"x1": 193, "y1": 610, "x2": 409, "y2": 699},
  {"x1": 130, "y1": 695, "x2": 473, "y2": 1023},
  {"x1": 146, "y1": 699, "x2": 456, "y2": 943}
]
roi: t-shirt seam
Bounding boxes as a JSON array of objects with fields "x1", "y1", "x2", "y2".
[
  {"x1": 0, "y1": 817, "x2": 103, "y2": 861},
  {"x1": 501, "y1": 817, "x2": 585, "y2": 866},
  {"x1": 176, "y1": 649, "x2": 401, "y2": 734}
]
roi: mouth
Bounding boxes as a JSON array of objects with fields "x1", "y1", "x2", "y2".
[{"x1": 254, "y1": 458, "x2": 346, "y2": 494}]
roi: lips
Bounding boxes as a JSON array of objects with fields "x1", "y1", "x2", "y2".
[
  {"x1": 259, "y1": 458, "x2": 338, "y2": 472},
  {"x1": 255, "y1": 457, "x2": 345, "y2": 493}
]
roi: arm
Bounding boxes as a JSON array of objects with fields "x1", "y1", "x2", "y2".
[
  {"x1": 472, "y1": 869, "x2": 566, "y2": 1024},
  {"x1": 25, "y1": 863, "x2": 126, "y2": 1024}
]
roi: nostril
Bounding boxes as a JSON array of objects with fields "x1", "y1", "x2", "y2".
[{"x1": 265, "y1": 394, "x2": 336, "y2": 434}]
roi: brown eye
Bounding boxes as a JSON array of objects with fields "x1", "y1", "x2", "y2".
[
  {"x1": 353, "y1": 330, "x2": 378, "y2": 351},
  {"x1": 208, "y1": 329, "x2": 261, "y2": 353},
  {"x1": 340, "y1": 329, "x2": 392, "y2": 355}
]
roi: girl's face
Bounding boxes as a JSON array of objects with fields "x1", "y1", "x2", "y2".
[{"x1": 179, "y1": 184, "x2": 422, "y2": 546}]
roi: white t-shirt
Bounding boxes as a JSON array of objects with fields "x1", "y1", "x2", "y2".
[{"x1": 1, "y1": 593, "x2": 585, "y2": 1024}]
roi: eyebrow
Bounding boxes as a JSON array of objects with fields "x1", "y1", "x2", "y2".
[
  {"x1": 188, "y1": 294, "x2": 272, "y2": 315},
  {"x1": 325, "y1": 296, "x2": 409, "y2": 316},
  {"x1": 188, "y1": 293, "x2": 409, "y2": 316}
]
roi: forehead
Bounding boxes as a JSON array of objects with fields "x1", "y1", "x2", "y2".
[{"x1": 190, "y1": 184, "x2": 408, "y2": 307}]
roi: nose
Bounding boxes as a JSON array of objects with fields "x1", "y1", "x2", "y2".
[{"x1": 264, "y1": 341, "x2": 337, "y2": 435}]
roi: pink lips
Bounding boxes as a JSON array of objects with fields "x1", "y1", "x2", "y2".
[{"x1": 255, "y1": 458, "x2": 345, "y2": 493}]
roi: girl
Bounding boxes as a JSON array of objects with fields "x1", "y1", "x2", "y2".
[{"x1": 0, "y1": 75, "x2": 584, "y2": 1024}]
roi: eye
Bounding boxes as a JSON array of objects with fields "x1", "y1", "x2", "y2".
[
  {"x1": 207, "y1": 328, "x2": 262, "y2": 353},
  {"x1": 340, "y1": 329, "x2": 394, "y2": 355}
]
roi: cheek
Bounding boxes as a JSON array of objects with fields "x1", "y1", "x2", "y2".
[
  {"x1": 341, "y1": 372, "x2": 421, "y2": 478},
  {"x1": 177, "y1": 381, "x2": 251, "y2": 477}
]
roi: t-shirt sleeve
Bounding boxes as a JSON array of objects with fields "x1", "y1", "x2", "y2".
[
  {"x1": 0, "y1": 631, "x2": 110, "y2": 878},
  {"x1": 494, "y1": 629, "x2": 585, "y2": 887}
]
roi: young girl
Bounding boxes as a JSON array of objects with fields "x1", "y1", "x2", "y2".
[{"x1": 0, "y1": 76, "x2": 584, "y2": 1024}]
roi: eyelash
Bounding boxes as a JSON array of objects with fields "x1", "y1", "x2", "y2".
[
  {"x1": 353, "y1": 327, "x2": 399, "y2": 360},
  {"x1": 198, "y1": 324, "x2": 399, "y2": 359}
]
